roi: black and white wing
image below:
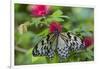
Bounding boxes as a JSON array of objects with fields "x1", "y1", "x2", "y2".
[
  {"x1": 56, "y1": 32, "x2": 84, "y2": 59},
  {"x1": 32, "y1": 33, "x2": 57, "y2": 58},
  {"x1": 57, "y1": 35, "x2": 69, "y2": 59},
  {"x1": 32, "y1": 32, "x2": 84, "y2": 59},
  {"x1": 60, "y1": 32, "x2": 84, "y2": 51}
]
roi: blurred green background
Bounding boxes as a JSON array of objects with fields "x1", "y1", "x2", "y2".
[{"x1": 14, "y1": 4, "x2": 94, "y2": 65}]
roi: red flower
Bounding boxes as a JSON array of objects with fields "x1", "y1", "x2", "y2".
[
  {"x1": 49, "y1": 21, "x2": 62, "y2": 33},
  {"x1": 82, "y1": 36, "x2": 94, "y2": 48},
  {"x1": 30, "y1": 5, "x2": 50, "y2": 17}
]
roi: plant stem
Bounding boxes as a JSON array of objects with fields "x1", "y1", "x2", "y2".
[{"x1": 15, "y1": 46, "x2": 27, "y2": 53}]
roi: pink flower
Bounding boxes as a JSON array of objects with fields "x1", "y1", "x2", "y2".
[
  {"x1": 30, "y1": 5, "x2": 50, "y2": 17},
  {"x1": 82, "y1": 36, "x2": 94, "y2": 48},
  {"x1": 49, "y1": 21, "x2": 62, "y2": 33}
]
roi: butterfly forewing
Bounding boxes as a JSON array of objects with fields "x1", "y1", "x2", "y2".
[{"x1": 60, "y1": 32, "x2": 84, "y2": 51}]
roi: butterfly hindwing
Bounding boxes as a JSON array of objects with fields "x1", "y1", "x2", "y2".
[{"x1": 57, "y1": 35, "x2": 69, "y2": 59}]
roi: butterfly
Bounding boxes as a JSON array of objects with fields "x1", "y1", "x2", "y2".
[{"x1": 32, "y1": 22, "x2": 84, "y2": 59}]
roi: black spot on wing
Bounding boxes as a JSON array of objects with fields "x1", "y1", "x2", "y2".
[
  {"x1": 67, "y1": 32, "x2": 71, "y2": 39},
  {"x1": 46, "y1": 34, "x2": 50, "y2": 43},
  {"x1": 72, "y1": 42, "x2": 75, "y2": 46},
  {"x1": 74, "y1": 36, "x2": 77, "y2": 41},
  {"x1": 66, "y1": 40, "x2": 68, "y2": 43},
  {"x1": 41, "y1": 40, "x2": 44, "y2": 45}
]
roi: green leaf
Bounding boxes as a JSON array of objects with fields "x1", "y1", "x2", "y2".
[
  {"x1": 31, "y1": 17, "x2": 44, "y2": 27},
  {"x1": 17, "y1": 32, "x2": 33, "y2": 48},
  {"x1": 51, "y1": 10, "x2": 63, "y2": 17},
  {"x1": 46, "y1": 17, "x2": 64, "y2": 23},
  {"x1": 23, "y1": 49, "x2": 33, "y2": 64},
  {"x1": 59, "y1": 16, "x2": 70, "y2": 19},
  {"x1": 46, "y1": 54, "x2": 59, "y2": 63},
  {"x1": 32, "y1": 56, "x2": 47, "y2": 64},
  {"x1": 52, "y1": 17, "x2": 64, "y2": 22},
  {"x1": 38, "y1": 29, "x2": 49, "y2": 36}
]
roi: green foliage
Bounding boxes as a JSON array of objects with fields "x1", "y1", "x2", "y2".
[
  {"x1": 46, "y1": 10, "x2": 69, "y2": 23},
  {"x1": 51, "y1": 10, "x2": 63, "y2": 17},
  {"x1": 32, "y1": 56, "x2": 47, "y2": 64},
  {"x1": 15, "y1": 32, "x2": 33, "y2": 48},
  {"x1": 15, "y1": 4, "x2": 94, "y2": 65},
  {"x1": 30, "y1": 10, "x2": 70, "y2": 27},
  {"x1": 31, "y1": 17, "x2": 44, "y2": 27}
]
